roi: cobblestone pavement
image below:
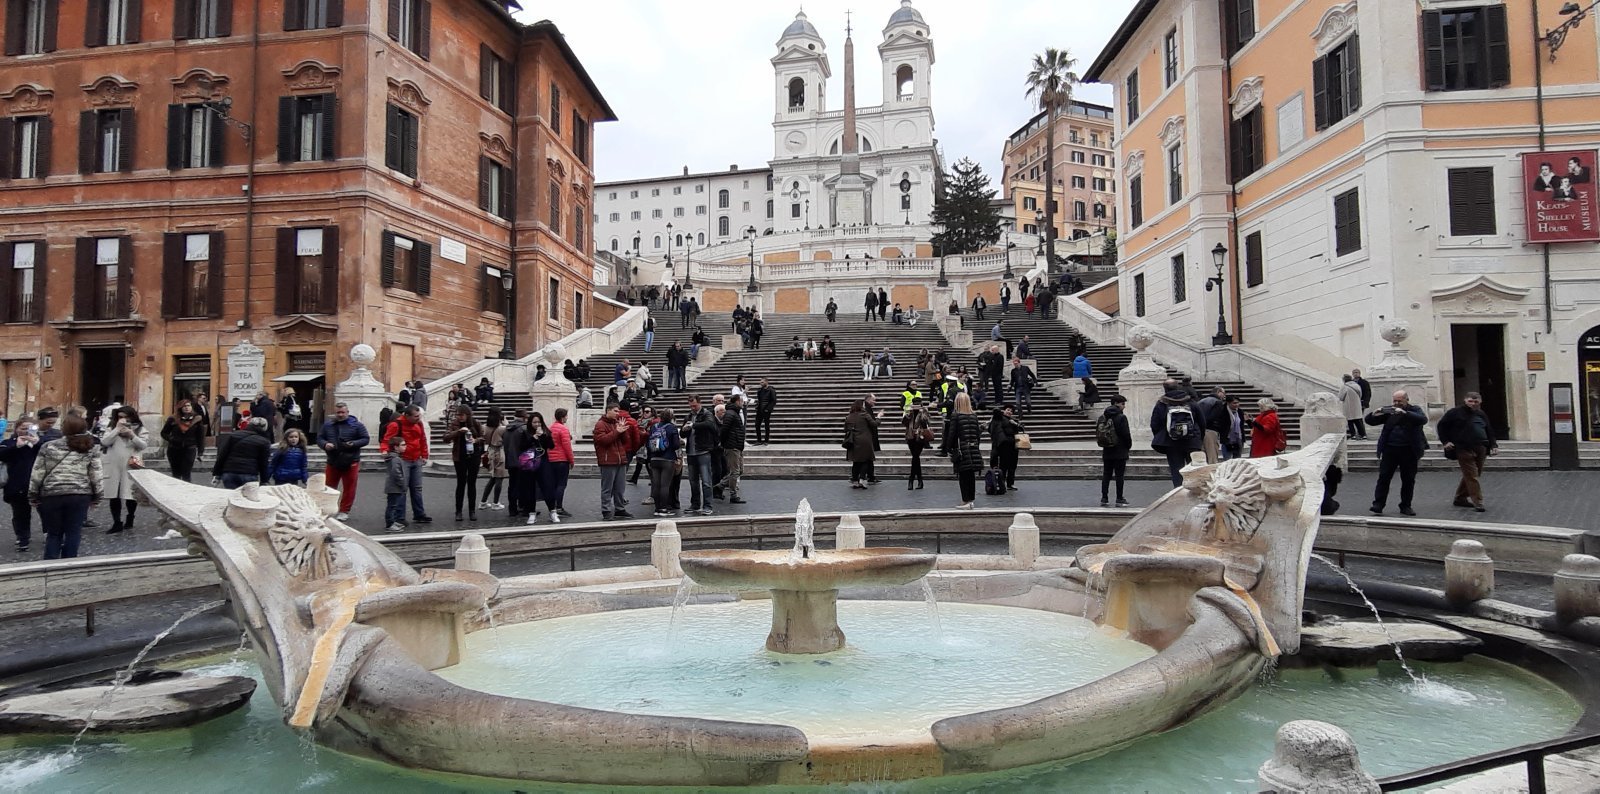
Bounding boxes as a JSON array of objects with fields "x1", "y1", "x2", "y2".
[{"x1": 0, "y1": 466, "x2": 1591, "y2": 561}]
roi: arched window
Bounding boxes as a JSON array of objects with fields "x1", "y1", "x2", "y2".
[
  {"x1": 697, "y1": 232, "x2": 705, "y2": 245},
  {"x1": 766, "y1": 174, "x2": 774, "y2": 190},
  {"x1": 766, "y1": 199, "x2": 774, "y2": 218},
  {"x1": 610, "y1": 238, "x2": 618, "y2": 251},
  {"x1": 718, "y1": 216, "x2": 730, "y2": 236},
  {"x1": 653, "y1": 235, "x2": 662, "y2": 249},
  {"x1": 718, "y1": 189, "x2": 730, "y2": 209},
  {"x1": 631, "y1": 236, "x2": 640, "y2": 252},
  {"x1": 787, "y1": 77, "x2": 805, "y2": 110},
  {"x1": 675, "y1": 234, "x2": 684, "y2": 247},
  {"x1": 896, "y1": 64, "x2": 915, "y2": 98}
]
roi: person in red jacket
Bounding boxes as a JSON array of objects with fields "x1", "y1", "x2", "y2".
[
  {"x1": 541, "y1": 408, "x2": 576, "y2": 522},
  {"x1": 592, "y1": 401, "x2": 641, "y2": 520},
  {"x1": 1248, "y1": 398, "x2": 1287, "y2": 459},
  {"x1": 380, "y1": 404, "x2": 431, "y2": 531}
]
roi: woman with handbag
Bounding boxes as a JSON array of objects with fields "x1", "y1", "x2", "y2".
[
  {"x1": 843, "y1": 399, "x2": 879, "y2": 489},
  {"x1": 901, "y1": 401, "x2": 933, "y2": 490},
  {"x1": 29, "y1": 414, "x2": 104, "y2": 559},
  {"x1": 1249, "y1": 398, "x2": 1288, "y2": 458},
  {"x1": 518, "y1": 412, "x2": 553, "y2": 525},
  {"x1": 442, "y1": 404, "x2": 485, "y2": 522},
  {"x1": 99, "y1": 405, "x2": 148, "y2": 534},
  {"x1": 988, "y1": 404, "x2": 1026, "y2": 493},
  {"x1": 160, "y1": 400, "x2": 206, "y2": 482},
  {"x1": 941, "y1": 393, "x2": 985, "y2": 509},
  {"x1": 479, "y1": 407, "x2": 508, "y2": 511}
]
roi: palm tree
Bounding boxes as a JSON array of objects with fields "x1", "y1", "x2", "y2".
[{"x1": 1025, "y1": 48, "x2": 1080, "y2": 273}]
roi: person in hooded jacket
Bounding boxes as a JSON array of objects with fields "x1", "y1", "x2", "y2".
[
  {"x1": 1099, "y1": 395, "x2": 1132, "y2": 506},
  {"x1": 213, "y1": 417, "x2": 272, "y2": 489},
  {"x1": 1150, "y1": 386, "x2": 1203, "y2": 486},
  {"x1": 988, "y1": 404, "x2": 1025, "y2": 492}
]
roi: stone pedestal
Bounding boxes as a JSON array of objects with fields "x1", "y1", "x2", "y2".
[
  {"x1": 1008, "y1": 513, "x2": 1039, "y2": 566},
  {"x1": 1444, "y1": 539, "x2": 1494, "y2": 605},
  {"x1": 529, "y1": 343, "x2": 578, "y2": 427},
  {"x1": 768, "y1": 590, "x2": 845, "y2": 654},
  {"x1": 835, "y1": 514, "x2": 865, "y2": 550},
  {"x1": 1554, "y1": 554, "x2": 1600, "y2": 624},
  {"x1": 1257, "y1": 720, "x2": 1379, "y2": 794},
  {"x1": 455, "y1": 533, "x2": 491, "y2": 574},
  {"x1": 1365, "y1": 320, "x2": 1439, "y2": 441},
  {"x1": 332, "y1": 344, "x2": 396, "y2": 431},
  {"x1": 1118, "y1": 325, "x2": 1169, "y2": 448},
  {"x1": 651, "y1": 520, "x2": 682, "y2": 578},
  {"x1": 720, "y1": 334, "x2": 744, "y2": 352},
  {"x1": 1298, "y1": 392, "x2": 1348, "y2": 468}
]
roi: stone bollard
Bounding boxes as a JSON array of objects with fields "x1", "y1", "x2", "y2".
[
  {"x1": 1444, "y1": 539, "x2": 1494, "y2": 605},
  {"x1": 1009, "y1": 513, "x2": 1040, "y2": 567},
  {"x1": 454, "y1": 534, "x2": 491, "y2": 574},
  {"x1": 1257, "y1": 720, "x2": 1380, "y2": 794},
  {"x1": 1554, "y1": 554, "x2": 1600, "y2": 624},
  {"x1": 835, "y1": 514, "x2": 865, "y2": 550},
  {"x1": 652, "y1": 520, "x2": 682, "y2": 578}
]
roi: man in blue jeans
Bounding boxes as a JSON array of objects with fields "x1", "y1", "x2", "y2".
[{"x1": 684, "y1": 395, "x2": 718, "y2": 515}]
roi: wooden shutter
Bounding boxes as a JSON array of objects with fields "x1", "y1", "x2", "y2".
[
  {"x1": 501, "y1": 59, "x2": 516, "y2": 114},
  {"x1": 318, "y1": 94, "x2": 337, "y2": 160},
  {"x1": 1421, "y1": 10, "x2": 1445, "y2": 91},
  {"x1": 415, "y1": 240, "x2": 432, "y2": 295},
  {"x1": 116, "y1": 108, "x2": 135, "y2": 172},
  {"x1": 276, "y1": 96, "x2": 295, "y2": 162},
  {"x1": 1484, "y1": 5, "x2": 1510, "y2": 88},
  {"x1": 1344, "y1": 36, "x2": 1362, "y2": 113},
  {"x1": 33, "y1": 116, "x2": 50, "y2": 178},
  {"x1": 401, "y1": 113, "x2": 418, "y2": 176},
  {"x1": 283, "y1": 0, "x2": 302, "y2": 31},
  {"x1": 380, "y1": 231, "x2": 396, "y2": 287},
  {"x1": 74, "y1": 238, "x2": 94, "y2": 319},
  {"x1": 115, "y1": 236, "x2": 132, "y2": 317},
  {"x1": 161, "y1": 233, "x2": 182, "y2": 318},
  {"x1": 478, "y1": 156, "x2": 491, "y2": 211},
  {"x1": 325, "y1": 0, "x2": 342, "y2": 27},
  {"x1": 85, "y1": 0, "x2": 106, "y2": 46},
  {"x1": 416, "y1": 0, "x2": 430, "y2": 59},
  {"x1": 1129, "y1": 176, "x2": 1142, "y2": 227},
  {"x1": 123, "y1": 0, "x2": 140, "y2": 42},
  {"x1": 1335, "y1": 190, "x2": 1360, "y2": 255},
  {"x1": 319, "y1": 225, "x2": 339, "y2": 313},
  {"x1": 40, "y1": 0, "x2": 57, "y2": 51},
  {"x1": 1245, "y1": 231, "x2": 1263, "y2": 287},
  {"x1": 32, "y1": 239, "x2": 47, "y2": 323},
  {"x1": 173, "y1": 0, "x2": 192, "y2": 39},
  {"x1": 274, "y1": 227, "x2": 296, "y2": 315},
  {"x1": 1311, "y1": 54, "x2": 1329, "y2": 130},
  {"x1": 214, "y1": 0, "x2": 231, "y2": 36},
  {"x1": 501, "y1": 164, "x2": 515, "y2": 220},
  {"x1": 4, "y1": 0, "x2": 23, "y2": 55},
  {"x1": 1448, "y1": 168, "x2": 1496, "y2": 236},
  {"x1": 479, "y1": 262, "x2": 491, "y2": 311},
  {"x1": 385, "y1": 0, "x2": 399, "y2": 39},
  {"x1": 207, "y1": 231, "x2": 224, "y2": 317},
  {"x1": 0, "y1": 118, "x2": 12, "y2": 179},
  {"x1": 1228, "y1": 115, "x2": 1244, "y2": 183},
  {"x1": 78, "y1": 110, "x2": 97, "y2": 173},
  {"x1": 383, "y1": 104, "x2": 400, "y2": 170},
  {"x1": 479, "y1": 44, "x2": 494, "y2": 102},
  {"x1": 0, "y1": 243, "x2": 11, "y2": 322},
  {"x1": 206, "y1": 106, "x2": 223, "y2": 166},
  {"x1": 167, "y1": 104, "x2": 186, "y2": 169}
]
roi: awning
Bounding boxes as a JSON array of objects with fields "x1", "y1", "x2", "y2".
[{"x1": 271, "y1": 372, "x2": 325, "y2": 383}]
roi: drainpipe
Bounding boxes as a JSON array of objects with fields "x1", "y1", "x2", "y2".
[
  {"x1": 240, "y1": 0, "x2": 262, "y2": 329},
  {"x1": 1532, "y1": 0, "x2": 1553, "y2": 334},
  {"x1": 1221, "y1": 26, "x2": 1243, "y2": 344}
]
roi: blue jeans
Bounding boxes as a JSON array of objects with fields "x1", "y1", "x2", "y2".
[
  {"x1": 383, "y1": 457, "x2": 426, "y2": 524},
  {"x1": 221, "y1": 472, "x2": 258, "y2": 489},
  {"x1": 687, "y1": 453, "x2": 714, "y2": 510},
  {"x1": 1164, "y1": 448, "x2": 1194, "y2": 487},
  {"x1": 690, "y1": 343, "x2": 700, "y2": 360},
  {"x1": 644, "y1": 330, "x2": 654, "y2": 351},
  {"x1": 37, "y1": 494, "x2": 90, "y2": 559}
]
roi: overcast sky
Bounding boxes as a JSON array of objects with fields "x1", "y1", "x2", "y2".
[{"x1": 517, "y1": 1, "x2": 1137, "y2": 185}]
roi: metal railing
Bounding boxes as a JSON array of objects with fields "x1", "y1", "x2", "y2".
[{"x1": 1377, "y1": 731, "x2": 1600, "y2": 792}]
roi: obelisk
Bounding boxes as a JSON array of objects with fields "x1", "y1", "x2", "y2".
[{"x1": 833, "y1": 15, "x2": 869, "y2": 227}]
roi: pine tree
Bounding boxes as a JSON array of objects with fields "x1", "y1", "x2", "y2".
[
  {"x1": 1102, "y1": 230, "x2": 1118, "y2": 266},
  {"x1": 930, "y1": 158, "x2": 1004, "y2": 256}
]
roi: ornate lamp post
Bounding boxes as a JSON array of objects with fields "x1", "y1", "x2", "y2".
[
  {"x1": 498, "y1": 268, "x2": 516, "y2": 359},
  {"x1": 900, "y1": 176, "x2": 912, "y2": 225},
  {"x1": 744, "y1": 226, "x2": 760, "y2": 293},
  {"x1": 665, "y1": 221, "x2": 675, "y2": 279},
  {"x1": 682, "y1": 241, "x2": 695, "y2": 289},
  {"x1": 1204, "y1": 242, "x2": 1232, "y2": 346},
  {"x1": 1544, "y1": 2, "x2": 1599, "y2": 60},
  {"x1": 1035, "y1": 209, "x2": 1046, "y2": 256}
]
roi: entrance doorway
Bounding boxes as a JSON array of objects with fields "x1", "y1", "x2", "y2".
[
  {"x1": 2, "y1": 359, "x2": 37, "y2": 419},
  {"x1": 79, "y1": 347, "x2": 127, "y2": 417},
  {"x1": 1580, "y1": 324, "x2": 1600, "y2": 441},
  {"x1": 1449, "y1": 324, "x2": 1509, "y2": 440}
]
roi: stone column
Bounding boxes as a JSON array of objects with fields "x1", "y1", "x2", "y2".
[
  {"x1": 1118, "y1": 324, "x2": 1168, "y2": 448},
  {"x1": 1298, "y1": 392, "x2": 1349, "y2": 469},
  {"x1": 1008, "y1": 513, "x2": 1040, "y2": 567},
  {"x1": 835, "y1": 514, "x2": 865, "y2": 550},
  {"x1": 331, "y1": 344, "x2": 395, "y2": 431},
  {"x1": 651, "y1": 520, "x2": 682, "y2": 578},
  {"x1": 1444, "y1": 539, "x2": 1494, "y2": 605},
  {"x1": 1554, "y1": 554, "x2": 1600, "y2": 624},
  {"x1": 1257, "y1": 720, "x2": 1380, "y2": 794},
  {"x1": 1364, "y1": 320, "x2": 1439, "y2": 440},
  {"x1": 455, "y1": 533, "x2": 491, "y2": 574},
  {"x1": 528, "y1": 342, "x2": 578, "y2": 427}
]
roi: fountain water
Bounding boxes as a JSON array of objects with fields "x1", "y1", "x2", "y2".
[
  {"x1": 1309, "y1": 554, "x2": 1423, "y2": 685},
  {"x1": 71, "y1": 599, "x2": 227, "y2": 748},
  {"x1": 919, "y1": 579, "x2": 944, "y2": 642}
]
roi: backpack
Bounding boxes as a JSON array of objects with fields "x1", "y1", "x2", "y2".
[
  {"x1": 1166, "y1": 405, "x2": 1196, "y2": 442},
  {"x1": 1095, "y1": 413, "x2": 1119, "y2": 449},
  {"x1": 648, "y1": 422, "x2": 670, "y2": 453},
  {"x1": 984, "y1": 467, "x2": 1006, "y2": 496}
]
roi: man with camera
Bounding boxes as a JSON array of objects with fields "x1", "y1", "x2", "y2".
[{"x1": 1365, "y1": 390, "x2": 1429, "y2": 516}]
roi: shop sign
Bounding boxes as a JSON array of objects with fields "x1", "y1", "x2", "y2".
[{"x1": 1523, "y1": 150, "x2": 1600, "y2": 244}]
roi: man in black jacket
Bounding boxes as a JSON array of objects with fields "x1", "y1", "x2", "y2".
[
  {"x1": 1099, "y1": 395, "x2": 1132, "y2": 506},
  {"x1": 212, "y1": 417, "x2": 271, "y2": 489},
  {"x1": 666, "y1": 343, "x2": 689, "y2": 392},
  {"x1": 684, "y1": 395, "x2": 720, "y2": 514},
  {"x1": 978, "y1": 345, "x2": 1006, "y2": 405},
  {"x1": 1150, "y1": 388, "x2": 1203, "y2": 486},
  {"x1": 1437, "y1": 392, "x2": 1497, "y2": 512},
  {"x1": 753, "y1": 378, "x2": 778, "y2": 445},
  {"x1": 718, "y1": 395, "x2": 747, "y2": 504},
  {"x1": 1366, "y1": 390, "x2": 1429, "y2": 516},
  {"x1": 316, "y1": 402, "x2": 370, "y2": 521},
  {"x1": 1196, "y1": 386, "x2": 1228, "y2": 464}
]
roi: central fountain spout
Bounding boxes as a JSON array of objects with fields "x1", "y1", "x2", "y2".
[{"x1": 679, "y1": 501, "x2": 935, "y2": 654}]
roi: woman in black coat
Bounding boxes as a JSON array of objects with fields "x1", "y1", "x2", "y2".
[
  {"x1": 988, "y1": 404, "x2": 1024, "y2": 492},
  {"x1": 843, "y1": 400, "x2": 880, "y2": 489},
  {"x1": 940, "y1": 393, "x2": 985, "y2": 509}
]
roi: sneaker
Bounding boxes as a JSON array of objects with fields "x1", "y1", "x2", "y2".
[
  {"x1": 14, "y1": 542, "x2": 28, "y2": 552},
  {"x1": 526, "y1": 514, "x2": 539, "y2": 525},
  {"x1": 1399, "y1": 507, "x2": 1417, "y2": 516},
  {"x1": 1368, "y1": 506, "x2": 1383, "y2": 515},
  {"x1": 557, "y1": 508, "x2": 573, "y2": 517},
  {"x1": 653, "y1": 510, "x2": 673, "y2": 517},
  {"x1": 413, "y1": 515, "x2": 434, "y2": 524},
  {"x1": 615, "y1": 510, "x2": 634, "y2": 518},
  {"x1": 333, "y1": 512, "x2": 349, "y2": 521},
  {"x1": 729, "y1": 497, "x2": 747, "y2": 504},
  {"x1": 697, "y1": 508, "x2": 714, "y2": 516},
  {"x1": 1452, "y1": 500, "x2": 1474, "y2": 508},
  {"x1": 478, "y1": 502, "x2": 493, "y2": 510},
  {"x1": 385, "y1": 522, "x2": 407, "y2": 533},
  {"x1": 602, "y1": 512, "x2": 614, "y2": 521},
  {"x1": 1115, "y1": 500, "x2": 1130, "y2": 507},
  {"x1": 549, "y1": 512, "x2": 562, "y2": 524},
  {"x1": 1473, "y1": 504, "x2": 1486, "y2": 513},
  {"x1": 956, "y1": 503, "x2": 974, "y2": 510},
  {"x1": 1100, "y1": 499, "x2": 1110, "y2": 507}
]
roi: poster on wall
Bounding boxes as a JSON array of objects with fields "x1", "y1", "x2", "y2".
[{"x1": 1523, "y1": 149, "x2": 1600, "y2": 243}]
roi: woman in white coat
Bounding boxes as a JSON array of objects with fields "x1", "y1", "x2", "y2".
[
  {"x1": 1340, "y1": 374, "x2": 1366, "y2": 440},
  {"x1": 100, "y1": 404, "x2": 150, "y2": 534}
]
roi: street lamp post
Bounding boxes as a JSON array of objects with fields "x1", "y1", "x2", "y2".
[
  {"x1": 900, "y1": 176, "x2": 912, "y2": 225},
  {"x1": 744, "y1": 226, "x2": 760, "y2": 293},
  {"x1": 665, "y1": 222, "x2": 675, "y2": 280},
  {"x1": 682, "y1": 243, "x2": 695, "y2": 289},
  {"x1": 1035, "y1": 209, "x2": 1046, "y2": 257},
  {"x1": 498, "y1": 268, "x2": 516, "y2": 359},
  {"x1": 1004, "y1": 234, "x2": 1016, "y2": 280},
  {"x1": 1205, "y1": 242, "x2": 1232, "y2": 346}
]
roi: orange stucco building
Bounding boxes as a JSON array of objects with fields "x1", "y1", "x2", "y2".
[
  {"x1": 1088, "y1": 0, "x2": 1600, "y2": 441},
  {"x1": 1000, "y1": 101, "x2": 1118, "y2": 243},
  {"x1": 0, "y1": 0, "x2": 613, "y2": 425}
]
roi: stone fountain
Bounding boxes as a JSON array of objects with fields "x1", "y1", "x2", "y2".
[{"x1": 677, "y1": 500, "x2": 936, "y2": 653}]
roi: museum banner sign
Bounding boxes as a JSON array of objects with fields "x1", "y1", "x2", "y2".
[{"x1": 1523, "y1": 149, "x2": 1599, "y2": 244}]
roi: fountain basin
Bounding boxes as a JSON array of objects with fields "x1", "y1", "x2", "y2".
[{"x1": 677, "y1": 548, "x2": 937, "y2": 592}]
